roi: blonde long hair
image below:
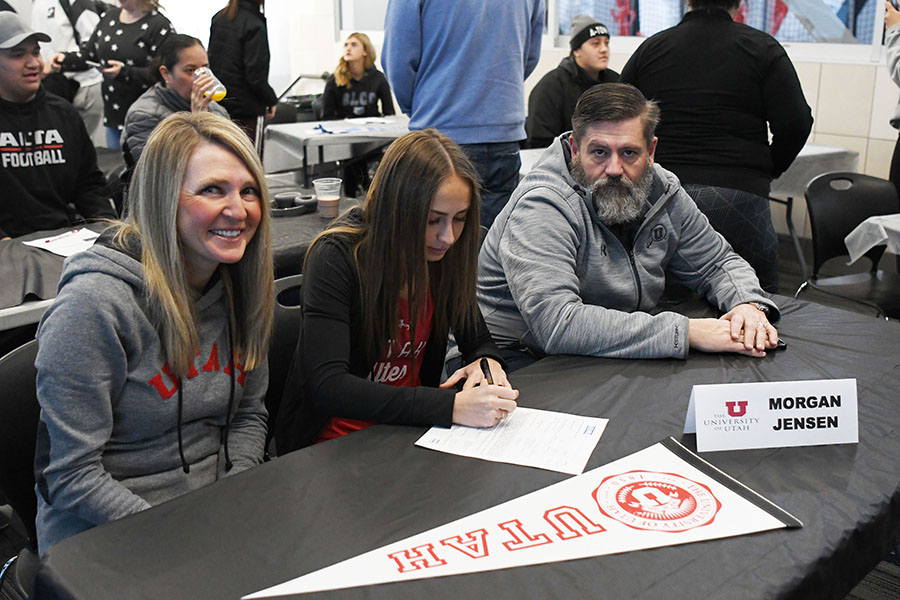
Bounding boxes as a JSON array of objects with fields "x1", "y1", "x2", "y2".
[
  {"x1": 115, "y1": 112, "x2": 274, "y2": 376},
  {"x1": 334, "y1": 33, "x2": 376, "y2": 87}
]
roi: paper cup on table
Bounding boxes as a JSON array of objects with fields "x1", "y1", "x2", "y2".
[{"x1": 313, "y1": 178, "x2": 342, "y2": 219}]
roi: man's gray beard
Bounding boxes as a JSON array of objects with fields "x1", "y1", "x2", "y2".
[{"x1": 571, "y1": 159, "x2": 654, "y2": 226}]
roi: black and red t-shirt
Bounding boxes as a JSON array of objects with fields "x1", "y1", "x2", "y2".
[{"x1": 318, "y1": 293, "x2": 434, "y2": 441}]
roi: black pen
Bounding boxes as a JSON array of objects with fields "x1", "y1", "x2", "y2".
[{"x1": 479, "y1": 357, "x2": 494, "y2": 385}]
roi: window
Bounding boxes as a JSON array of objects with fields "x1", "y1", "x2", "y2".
[
  {"x1": 340, "y1": 0, "x2": 387, "y2": 31},
  {"x1": 557, "y1": 0, "x2": 879, "y2": 44}
]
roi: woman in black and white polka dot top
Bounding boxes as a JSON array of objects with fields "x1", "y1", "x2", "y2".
[{"x1": 54, "y1": 0, "x2": 173, "y2": 150}]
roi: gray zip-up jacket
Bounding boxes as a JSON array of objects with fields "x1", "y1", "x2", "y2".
[
  {"x1": 34, "y1": 236, "x2": 267, "y2": 555},
  {"x1": 477, "y1": 136, "x2": 777, "y2": 360}
]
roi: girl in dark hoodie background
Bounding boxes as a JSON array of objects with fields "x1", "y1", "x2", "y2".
[
  {"x1": 33, "y1": 112, "x2": 273, "y2": 555},
  {"x1": 321, "y1": 32, "x2": 394, "y2": 121},
  {"x1": 321, "y1": 32, "x2": 396, "y2": 196}
]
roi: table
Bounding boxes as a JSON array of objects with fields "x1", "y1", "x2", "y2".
[
  {"x1": 269, "y1": 195, "x2": 361, "y2": 277},
  {"x1": 518, "y1": 147, "x2": 544, "y2": 178},
  {"x1": 769, "y1": 144, "x2": 859, "y2": 201},
  {"x1": 263, "y1": 115, "x2": 410, "y2": 185},
  {"x1": 32, "y1": 296, "x2": 900, "y2": 600},
  {"x1": 844, "y1": 213, "x2": 900, "y2": 264},
  {"x1": 0, "y1": 227, "x2": 73, "y2": 332}
]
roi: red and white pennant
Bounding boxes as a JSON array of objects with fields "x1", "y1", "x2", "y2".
[{"x1": 245, "y1": 439, "x2": 799, "y2": 598}]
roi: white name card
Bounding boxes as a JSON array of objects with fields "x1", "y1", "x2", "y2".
[{"x1": 684, "y1": 378, "x2": 858, "y2": 452}]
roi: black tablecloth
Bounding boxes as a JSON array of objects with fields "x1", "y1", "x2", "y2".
[
  {"x1": 270, "y1": 197, "x2": 360, "y2": 278},
  {"x1": 0, "y1": 228, "x2": 72, "y2": 310},
  {"x1": 33, "y1": 297, "x2": 900, "y2": 600}
]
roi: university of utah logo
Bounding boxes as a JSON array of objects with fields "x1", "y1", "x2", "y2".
[
  {"x1": 726, "y1": 400, "x2": 748, "y2": 417},
  {"x1": 593, "y1": 471, "x2": 721, "y2": 532},
  {"x1": 646, "y1": 224, "x2": 667, "y2": 248}
]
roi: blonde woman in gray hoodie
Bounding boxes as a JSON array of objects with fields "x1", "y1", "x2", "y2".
[{"x1": 34, "y1": 112, "x2": 273, "y2": 555}]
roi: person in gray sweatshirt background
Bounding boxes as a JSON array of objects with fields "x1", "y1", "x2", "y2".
[
  {"x1": 33, "y1": 112, "x2": 273, "y2": 555},
  {"x1": 477, "y1": 84, "x2": 779, "y2": 372}
]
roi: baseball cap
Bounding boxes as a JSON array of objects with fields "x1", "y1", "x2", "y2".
[{"x1": 0, "y1": 12, "x2": 51, "y2": 50}]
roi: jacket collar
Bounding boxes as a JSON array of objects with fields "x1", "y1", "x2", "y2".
[
  {"x1": 682, "y1": 7, "x2": 733, "y2": 24},
  {"x1": 560, "y1": 55, "x2": 601, "y2": 86},
  {"x1": 153, "y1": 82, "x2": 191, "y2": 113}
]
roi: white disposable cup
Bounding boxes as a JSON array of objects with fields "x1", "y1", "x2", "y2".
[{"x1": 313, "y1": 178, "x2": 342, "y2": 219}]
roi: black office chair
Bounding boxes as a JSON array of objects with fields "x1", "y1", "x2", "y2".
[
  {"x1": 0, "y1": 340, "x2": 41, "y2": 599},
  {"x1": 795, "y1": 172, "x2": 900, "y2": 318},
  {"x1": 263, "y1": 275, "x2": 303, "y2": 458}
]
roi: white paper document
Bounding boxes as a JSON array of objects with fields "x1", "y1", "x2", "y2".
[
  {"x1": 23, "y1": 228, "x2": 100, "y2": 257},
  {"x1": 415, "y1": 407, "x2": 607, "y2": 474}
]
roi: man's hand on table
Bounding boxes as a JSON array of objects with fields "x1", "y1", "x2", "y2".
[{"x1": 688, "y1": 303, "x2": 777, "y2": 357}]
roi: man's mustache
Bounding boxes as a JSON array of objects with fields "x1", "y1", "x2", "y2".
[{"x1": 592, "y1": 175, "x2": 632, "y2": 191}]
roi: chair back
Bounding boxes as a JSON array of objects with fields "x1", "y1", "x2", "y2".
[
  {"x1": 264, "y1": 275, "x2": 303, "y2": 455},
  {"x1": 804, "y1": 172, "x2": 899, "y2": 276},
  {"x1": 0, "y1": 340, "x2": 40, "y2": 544},
  {"x1": 312, "y1": 96, "x2": 325, "y2": 121}
]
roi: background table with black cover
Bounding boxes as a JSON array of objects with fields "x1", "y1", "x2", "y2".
[{"x1": 32, "y1": 296, "x2": 900, "y2": 600}]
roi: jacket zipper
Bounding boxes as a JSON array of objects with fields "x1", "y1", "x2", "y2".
[{"x1": 628, "y1": 248, "x2": 643, "y2": 310}]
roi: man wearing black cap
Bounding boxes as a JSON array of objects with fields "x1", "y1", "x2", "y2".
[
  {"x1": 0, "y1": 11, "x2": 111, "y2": 241},
  {"x1": 525, "y1": 15, "x2": 619, "y2": 149}
]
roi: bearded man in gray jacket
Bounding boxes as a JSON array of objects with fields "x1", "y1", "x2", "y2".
[{"x1": 477, "y1": 83, "x2": 779, "y2": 371}]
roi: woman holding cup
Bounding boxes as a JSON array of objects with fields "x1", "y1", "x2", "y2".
[
  {"x1": 275, "y1": 129, "x2": 518, "y2": 452},
  {"x1": 122, "y1": 34, "x2": 229, "y2": 166},
  {"x1": 34, "y1": 112, "x2": 273, "y2": 555}
]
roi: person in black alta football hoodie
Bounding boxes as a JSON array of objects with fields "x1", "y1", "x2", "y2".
[{"x1": 0, "y1": 12, "x2": 112, "y2": 241}]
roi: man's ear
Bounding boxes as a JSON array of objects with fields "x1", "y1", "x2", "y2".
[
  {"x1": 648, "y1": 136, "x2": 658, "y2": 164},
  {"x1": 568, "y1": 134, "x2": 578, "y2": 157}
]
